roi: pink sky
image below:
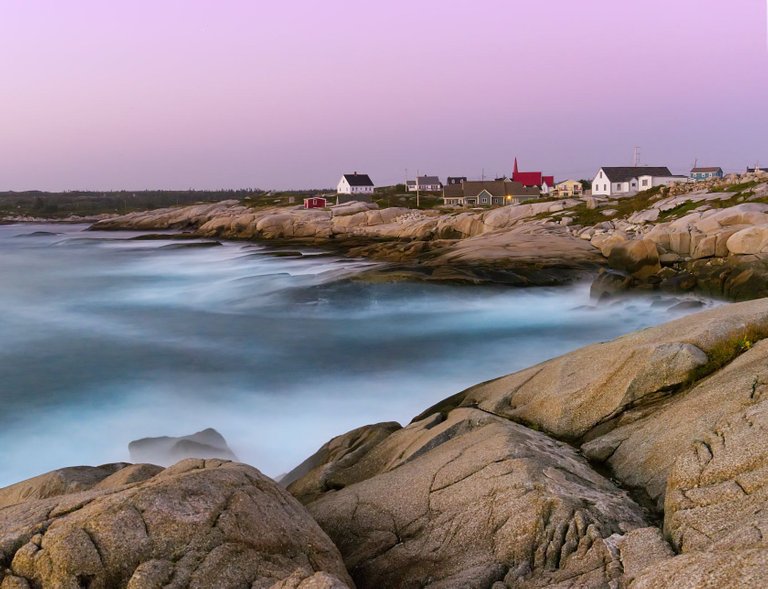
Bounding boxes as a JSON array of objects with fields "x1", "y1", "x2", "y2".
[{"x1": 1, "y1": 0, "x2": 767, "y2": 190}]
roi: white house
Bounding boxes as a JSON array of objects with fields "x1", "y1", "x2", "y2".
[
  {"x1": 591, "y1": 166, "x2": 686, "y2": 197},
  {"x1": 406, "y1": 175, "x2": 442, "y2": 192},
  {"x1": 337, "y1": 172, "x2": 375, "y2": 195}
]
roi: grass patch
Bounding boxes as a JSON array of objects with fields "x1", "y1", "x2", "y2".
[
  {"x1": 686, "y1": 327, "x2": 766, "y2": 386},
  {"x1": 555, "y1": 186, "x2": 667, "y2": 226},
  {"x1": 658, "y1": 200, "x2": 702, "y2": 221},
  {"x1": 711, "y1": 180, "x2": 759, "y2": 193}
]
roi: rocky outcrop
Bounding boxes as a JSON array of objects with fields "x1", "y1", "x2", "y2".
[
  {"x1": 0, "y1": 460, "x2": 353, "y2": 589},
  {"x1": 301, "y1": 408, "x2": 648, "y2": 588},
  {"x1": 280, "y1": 299, "x2": 768, "y2": 587},
  {"x1": 128, "y1": 428, "x2": 238, "y2": 466},
  {"x1": 281, "y1": 422, "x2": 402, "y2": 505},
  {"x1": 0, "y1": 463, "x2": 163, "y2": 511}
]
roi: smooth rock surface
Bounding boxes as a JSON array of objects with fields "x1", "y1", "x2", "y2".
[{"x1": 458, "y1": 299, "x2": 768, "y2": 441}]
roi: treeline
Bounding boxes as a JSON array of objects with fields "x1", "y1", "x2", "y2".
[{"x1": 0, "y1": 189, "x2": 324, "y2": 218}]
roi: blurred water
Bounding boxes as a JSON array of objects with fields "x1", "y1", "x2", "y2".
[{"x1": 0, "y1": 223, "x2": 719, "y2": 485}]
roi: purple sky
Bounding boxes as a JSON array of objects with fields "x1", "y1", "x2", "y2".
[{"x1": 1, "y1": 0, "x2": 767, "y2": 190}]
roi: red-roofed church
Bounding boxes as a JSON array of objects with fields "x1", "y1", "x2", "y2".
[{"x1": 512, "y1": 158, "x2": 555, "y2": 193}]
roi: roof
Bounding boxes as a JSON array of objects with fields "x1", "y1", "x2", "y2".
[
  {"x1": 342, "y1": 173, "x2": 374, "y2": 187},
  {"x1": 443, "y1": 184, "x2": 464, "y2": 197},
  {"x1": 462, "y1": 180, "x2": 539, "y2": 198},
  {"x1": 691, "y1": 167, "x2": 722, "y2": 173},
  {"x1": 514, "y1": 171, "x2": 543, "y2": 187},
  {"x1": 407, "y1": 176, "x2": 442, "y2": 187},
  {"x1": 600, "y1": 167, "x2": 672, "y2": 182}
]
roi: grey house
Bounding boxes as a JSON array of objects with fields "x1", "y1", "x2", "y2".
[{"x1": 691, "y1": 167, "x2": 723, "y2": 181}]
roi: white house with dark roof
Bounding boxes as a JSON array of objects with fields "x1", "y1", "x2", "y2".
[
  {"x1": 406, "y1": 175, "x2": 442, "y2": 192},
  {"x1": 337, "y1": 172, "x2": 375, "y2": 195},
  {"x1": 591, "y1": 166, "x2": 686, "y2": 197}
]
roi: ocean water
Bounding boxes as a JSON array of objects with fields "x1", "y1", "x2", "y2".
[{"x1": 0, "y1": 223, "x2": 719, "y2": 486}]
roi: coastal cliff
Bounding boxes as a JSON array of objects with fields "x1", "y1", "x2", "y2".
[{"x1": 4, "y1": 300, "x2": 768, "y2": 587}]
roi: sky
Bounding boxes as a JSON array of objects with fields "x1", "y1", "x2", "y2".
[{"x1": 1, "y1": 0, "x2": 767, "y2": 190}]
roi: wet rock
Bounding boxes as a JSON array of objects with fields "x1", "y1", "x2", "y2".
[
  {"x1": 128, "y1": 428, "x2": 238, "y2": 466},
  {"x1": 590, "y1": 268, "x2": 633, "y2": 300},
  {"x1": 667, "y1": 299, "x2": 706, "y2": 312}
]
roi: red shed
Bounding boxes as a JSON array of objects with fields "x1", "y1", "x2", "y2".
[{"x1": 304, "y1": 196, "x2": 327, "y2": 209}]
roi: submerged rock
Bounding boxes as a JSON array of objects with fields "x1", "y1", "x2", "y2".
[
  {"x1": 128, "y1": 428, "x2": 238, "y2": 466},
  {"x1": 0, "y1": 460, "x2": 353, "y2": 589}
]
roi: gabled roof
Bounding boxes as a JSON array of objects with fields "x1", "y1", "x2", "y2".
[
  {"x1": 342, "y1": 173, "x2": 374, "y2": 186},
  {"x1": 462, "y1": 180, "x2": 539, "y2": 198},
  {"x1": 691, "y1": 167, "x2": 722, "y2": 173},
  {"x1": 407, "y1": 176, "x2": 442, "y2": 187},
  {"x1": 600, "y1": 167, "x2": 672, "y2": 182}
]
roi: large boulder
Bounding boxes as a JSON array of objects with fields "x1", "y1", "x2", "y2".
[
  {"x1": 457, "y1": 299, "x2": 768, "y2": 442},
  {"x1": 623, "y1": 399, "x2": 768, "y2": 588},
  {"x1": 581, "y1": 338, "x2": 768, "y2": 508},
  {"x1": 606, "y1": 239, "x2": 661, "y2": 279},
  {"x1": 301, "y1": 408, "x2": 648, "y2": 589},
  {"x1": 726, "y1": 224, "x2": 768, "y2": 255},
  {"x1": 0, "y1": 463, "x2": 162, "y2": 510},
  {"x1": 0, "y1": 460, "x2": 353, "y2": 589},
  {"x1": 282, "y1": 422, "x2": 402, "y2": 504},
  {"x1": 129, "y1": 428, "x2": 238, "y2": 466}
]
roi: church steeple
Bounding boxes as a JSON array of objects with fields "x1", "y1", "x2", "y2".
[{"x1": 513, "y1": 157, "x2": 519, "y2": 180}]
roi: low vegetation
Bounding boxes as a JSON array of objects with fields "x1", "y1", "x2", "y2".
[
  {"x1": 686, "y1": 327, "x2": 767, "y2": 386},
  {"x1": 564, "y1": 186, "x2": 667, "y2": 226},
  {"x1": 0, "y1": 189, "x2": 262, "y2": 219}
]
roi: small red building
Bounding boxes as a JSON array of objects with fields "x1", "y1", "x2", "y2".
[{"x1": 304, "y1": 196, "x2": 327, "y2": 209}]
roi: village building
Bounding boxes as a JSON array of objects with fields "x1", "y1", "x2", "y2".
[
  {"x1": 442, "y1": 180, "x2": 540, "y2": 208},
  {"x1": 446, "y1": 176, "x2": 467, "y2": 185},
  {"x1": 303, "y1": 196, "x2": 327, "y2": 209},
  {"x1": 690, "y1": 167, "x2": 724, "y2": 181},
  {"x1": 554, "y1": 179, "x2": 584, "y2": 197},
  {"x1": 406, "y1": 175, "x2": 442, "y2": 192},
  {"x1": 591, "y1": 166, "x2": 686, "y2": 197},
  {"x1": 337, "y1": 173, "x2": 374, "y2": 195},
  {"x1": 512, "y1": 158, "x2": 555, "y2": 194},
  {"x1": 747, "y1": 166, "x2": 768, "y2": 174}
]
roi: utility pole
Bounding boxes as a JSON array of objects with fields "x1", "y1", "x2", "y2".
[
  {"x1": 416, "y1": 169, "x2": 420, "y2": 209},
  {"x1": 633, "y1": 146, "x2": 641, "y2": 167}
]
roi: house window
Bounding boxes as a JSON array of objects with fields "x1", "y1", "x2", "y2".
[
  {"x1": 642, "y1": 179, "x2": 649, "y2": 187},
  {"x1": 481, "y1": 197, "x2": 488, "y2": 204}
]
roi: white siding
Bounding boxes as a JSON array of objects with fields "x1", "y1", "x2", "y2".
[
  {"x1": 591, "y1": 169, "x2": 611, "y2": 196},
  {"x1": 337, "y1": 176, "x2": 374, "y2": 194}
]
